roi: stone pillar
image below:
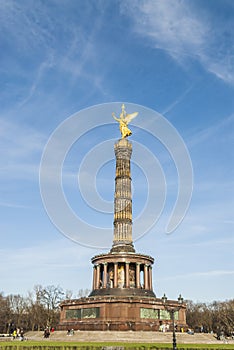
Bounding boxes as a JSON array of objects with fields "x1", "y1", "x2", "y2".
[
  {"x1": 149, "y1": 265, "x2": 153, "y2": 290},
  {"x1": 144, "y1": 264, "x2": 149, "y2": 290},
  {"x1": 125, "y1": 262, "x2": 130, "y2": 288},
  {"x1": 179, "y1": 308, "x2": 186, "y2": 323},
  {"x1": 111, "y1": 138, "x2": 135, "y2": 253},
  {"x1": 103, "y1": 263, "x2": 107, "y2": 288},
  {"x1": 136, "y1": 263, "x2": 141, "y2": 288},
  {"x1": 96, "y1": 264, "x2": 100, "y2": 289},
  {"x1": 114, "y1": 262, "x2": 118, "y2": 288},
  {"x1": 92, "y1": 266, "x2": 96, "y2": 290}
]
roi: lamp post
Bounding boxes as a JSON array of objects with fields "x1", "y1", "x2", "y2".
[{"x1": 162, "y1": 293, "x2": 184, "y2": 350}]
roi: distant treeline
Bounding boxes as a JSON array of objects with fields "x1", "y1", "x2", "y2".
[
  {"x1": 0, "y1": 285, "x2": 90, "y2": 333},
  {"x1": 186, "y1": 299, "x2": 234, "y2": 336},
  {"x1": 0, "y1": 285, "x2": 233, "y2": 336}
]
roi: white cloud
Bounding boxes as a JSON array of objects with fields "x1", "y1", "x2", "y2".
[
  {"x1": 0, "y1": 201, "x2": 30, "y2": 209},
  {"x1": 162, "y1": 269, "x2": 234, "y2": 281},
  {"x1": 19, "y1": 56, "x2": 55, "y2": 107},
  {"x1": 187, "y1": 113, "x2": 234, "y2": 148},
  {"x1": 162, "y1": 84, "x2": 195, "y2": 115},
  {"x1": 0, "y1": 239, "x2": 95, "y2": 295},
  {"x1": 121, "y1": 0, "x2": 234, "y2": 84},
  {"x1": 0, "y1": 118, "x2": 46, "y2": 180},
  {"x1": 0, "y1": 1, "x2": 109, "y2": 106},
  {"x1": 0, "y1": 1, "x2": 56, "y2": 53}
]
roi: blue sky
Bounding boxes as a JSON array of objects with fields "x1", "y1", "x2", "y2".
[{"x1": 0, "y1": 0, "x2": 233, "y2": 302}]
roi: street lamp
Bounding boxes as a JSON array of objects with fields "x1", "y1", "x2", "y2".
[{"x1": 161, "y1": 293, "x2": 184, "y2": 350}]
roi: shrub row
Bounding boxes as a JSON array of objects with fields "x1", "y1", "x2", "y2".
[{"x1": 0, "y1": 346, "x2": 232, "y2": 350}]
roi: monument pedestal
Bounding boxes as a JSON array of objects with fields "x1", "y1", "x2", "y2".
[{"x1": 59, "y1": 295, "x2": 186, "y2": 331}]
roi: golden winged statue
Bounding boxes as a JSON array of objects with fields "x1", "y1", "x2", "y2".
[{"x1": 112, "y1": 104, "x2": 138, "y2": 138}]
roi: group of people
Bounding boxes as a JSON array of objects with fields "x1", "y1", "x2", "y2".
[
  {"x1": 67, "y1": 329, "x2": 74, "y2": 336},
  {"x1": 12, "y1": 327, "x2": 24, "y2": 341},
  {"x1": 159, "y1": 323, "x2": 170, "y2": 332},
  {"x1": 43, "y1": 327, "x2": 50, "y2": 338},
  {"x1": 43, "y1": 326, "x2": 55, "y2": 338},
  {"x1": 159, "y1": 323, "x2": 186, "y2": 333}
]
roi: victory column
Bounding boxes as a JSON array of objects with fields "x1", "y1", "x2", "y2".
[{"x1": 59, "y1": 105, "x2": 187, "y2": 331}]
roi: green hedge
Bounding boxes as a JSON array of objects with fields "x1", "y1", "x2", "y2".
[{"x1": 0, "y1": 345, "x2": 233, "y2": 350}]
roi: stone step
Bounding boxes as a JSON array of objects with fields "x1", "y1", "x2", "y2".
[{"x1": 25, "y1": 331, "x2": 231, "y2": 344}]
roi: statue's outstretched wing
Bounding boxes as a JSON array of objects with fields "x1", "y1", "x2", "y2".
[{"x1": 124, "y1": 112, "x2": 138, "y2": 124}]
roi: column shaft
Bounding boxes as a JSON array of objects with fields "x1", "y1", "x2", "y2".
[
  {"x1": 125, "y1": 262, "x2": 130, "y2": 288},
  {"x1": 144, "y1": 264, "x2": 149, "y2": 290},
  {"x1": 136, "y1": 263, "x2": 141, "y2": 288},
  {"x1": 103, "y1": 263, "x2": 107, "y2": 288},
  {"x1": 111, "y1": 139, "x2": 135, "y2": 253},
  {"x1": 114, "y1": 263, "x2": 118, "y2": 288},
  {"x1": 93, "y1": 266, "x2": 96, "y2": 290},
  {"x1": 96, "y1": 264, "x2": 101, "y2": 289},
  {"x1": 149, "y1": 266, "x2": 153, "y2": 290}
]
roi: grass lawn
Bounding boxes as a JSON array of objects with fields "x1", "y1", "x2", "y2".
[{"x1": 0, "y1": 341, "x2": 234, "y2": 350}]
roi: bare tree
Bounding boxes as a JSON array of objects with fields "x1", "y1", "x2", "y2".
[
  {"x1": 186, "y1": 299, "x2": 234, "y2": 336},
  {"x1": 65, "y1": 290, "x2": 73, "y2": 299},
  {"x1": 6, "y1": 294, "x2": 27, "y2": 330},
  {"x1": 34, "y1": 285, "x2": 64, "y2": 327},
  {"x1": 25, "y1": 291, "x2": 47, "y2": 331},
  {"x1": 77, "y1": 288, "x2": 90, "y2": 298},
  {"x1": 0, "y1": 293, "x2": 11, "y2": 333},
  {"x1": 211, "y1": 299, "x2": 234, "y2": 335}
]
